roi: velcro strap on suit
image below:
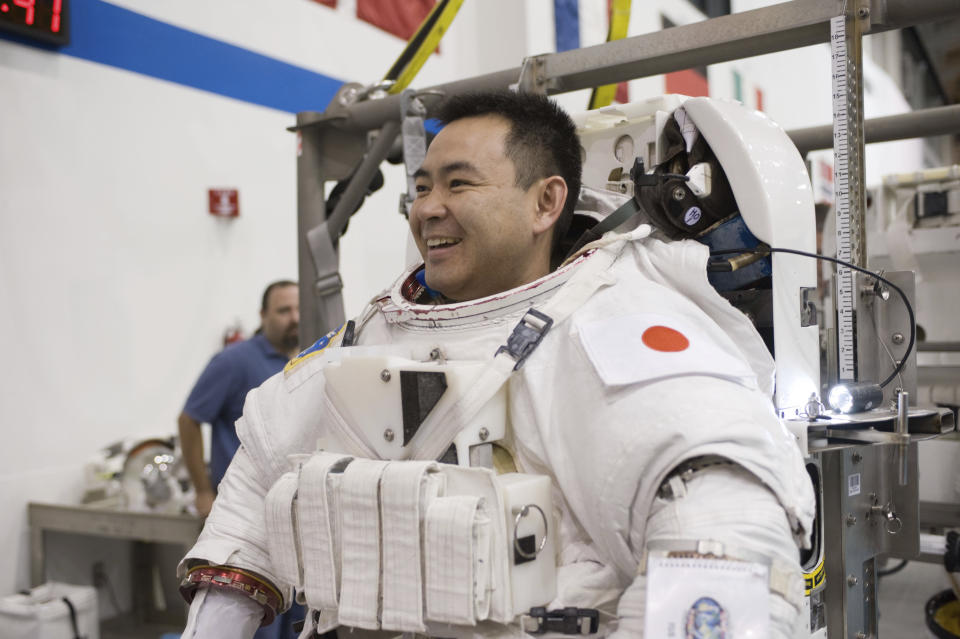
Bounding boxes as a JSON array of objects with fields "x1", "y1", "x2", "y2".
[
  {"x1": 299, "y1": 452, "x2": 353, "y2": 614},
  {"x1": 337, "y1": 459, "x2": 390, "y2": 630},
  {"x1": 264, "y1": 471, "x2": 302, "y2": 589},
  {"x1": 380, "y1": 461, "x2": 444, "y2": 632},
  {"x1": 424, "y1": 495, "x2": 492, "y2": 625},
  {"x1": 279, "y1": 455, "x2": 549, "y2": 631}
]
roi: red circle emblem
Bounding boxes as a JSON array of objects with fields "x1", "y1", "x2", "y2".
[{"x1": 641, "y1": 325, "x2": 690, "y2": 352}]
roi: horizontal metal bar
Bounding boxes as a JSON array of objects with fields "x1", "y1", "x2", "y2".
[
  {"x1": 309, "y1": 67, "x2": 521, "y2": 134},
  {"x1": 918, "y1": 366, "x2": 960, "y2": 386},
  {"x1": 918, "y1": 341, "x2": 960, "y2": 353},
  {"x1": 303, "y1": 0, "x2": 960, "y2": 135},
  {"x1": 873, "y1": 0, "x2": 960, "y2": 30},
  {"x1": 920, "y1": 499, "x2": 960, "y2": 529},
  {"x1": 788, "y1": 104, "x2": 960, "y2": 155},
  {"x1": 542, "y1": 0, "x2": 844, "y2": 94}
]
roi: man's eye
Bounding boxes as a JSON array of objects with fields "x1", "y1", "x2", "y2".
[
  {"x1": 414, "y1": 184, "x2": 430, "y2": 196},
  {"x1": 449, "y1": 179, "x2": 467, "y2": 188}
]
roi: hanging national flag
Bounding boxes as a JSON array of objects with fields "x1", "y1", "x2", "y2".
[{"x1": 357, "y1": 0, "x2": 436, "y2": 41}]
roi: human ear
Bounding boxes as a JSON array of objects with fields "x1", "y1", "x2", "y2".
[{"x1": 533, "y1": 176, "x2": 568, "y2": 236}]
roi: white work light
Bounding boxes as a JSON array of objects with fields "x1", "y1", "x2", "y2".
[{"x1": 828, "y1": 382, "x2": 884, "y2": 414}]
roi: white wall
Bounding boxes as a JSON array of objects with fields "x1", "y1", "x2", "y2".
[
  {"x1": 0, "y1": 0, "x2": 532, "y2": 604},
  {"x1": 1, "y1": 0, "x2": 935, "y2": 617}
]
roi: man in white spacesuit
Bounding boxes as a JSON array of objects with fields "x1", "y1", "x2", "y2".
[{"x1": 178, "y1": 91, "x2": 815, "y2": 638}]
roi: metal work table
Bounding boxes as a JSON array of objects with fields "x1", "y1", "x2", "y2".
[
  {"x1": 29, "y1": 501, "x2": 204, "y2": 587},
  {"x1": 28, "y1": 502, "x2": 204, "y2": 629}
]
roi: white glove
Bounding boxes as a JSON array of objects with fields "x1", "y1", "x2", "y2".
[{"x1": 182, "y1": 587, "x2": 264, "y2": 639}]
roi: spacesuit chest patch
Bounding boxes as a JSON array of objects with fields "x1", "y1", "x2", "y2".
[
  {"x1": 577, "y1": 313, "x2": 756, "y2": 387},
  {"x1": 284, "y1": 323, "x2": 346, "y2": 376}
]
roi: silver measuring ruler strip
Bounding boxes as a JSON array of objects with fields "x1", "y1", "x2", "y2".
[{"x1": 831, "y1": 14, "x2": 858, "y2": 381}]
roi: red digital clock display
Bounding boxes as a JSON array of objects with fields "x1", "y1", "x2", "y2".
[{"x1": 0, "y1": 0, "x2": 68, "y2": 46}]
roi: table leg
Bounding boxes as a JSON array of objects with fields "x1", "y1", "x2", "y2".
[{"x1": 30, "y1": 527, "x2": 44, "y2": 587}]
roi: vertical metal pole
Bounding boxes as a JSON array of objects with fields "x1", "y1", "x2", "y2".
[
  {"x1": 296, "y1": 120, "x2": 330, "y2": 346},
  {"x1": 897, "y1": 391, "x2": 910, "y2": 486}
]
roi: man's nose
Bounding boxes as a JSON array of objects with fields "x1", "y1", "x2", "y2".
[
  {"x1": 291, "y1": 309, "x2": 300, "y2": 325},
  {"x1": 412, "y1": 190, "x2": 447, "y2": 220}
]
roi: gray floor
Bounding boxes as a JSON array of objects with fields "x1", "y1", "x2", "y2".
[{"x1": 878, "y1": 559, "x2": 954, "y2": 638}]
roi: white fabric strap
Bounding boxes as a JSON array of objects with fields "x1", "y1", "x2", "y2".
[
  {"x1": 380, "y1": 461, "x2": 443, "y2": 632},
  {"x1": 264, "y1": 471, "x2": 302, "y2": 589},
  {"x1": 337, "y1": 458, "x2": 389, "y2": 630},
  {"x1": 412, "y1": 245, "x2": 620, "y2": 463},
  {"x1": 769, "y1": 557, "x2": 804, "y2": 608},
  {"x1": 424, "y1": 495, "x2": 490, "y2": 625},
  {"x1": 298, "y1": 452, "x2": 353, "y2": 612}
]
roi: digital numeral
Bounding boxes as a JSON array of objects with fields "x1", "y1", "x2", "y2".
[
  {"x1": 12, "y1": 0, "x2": 34, "y2": 25},
  {"x1": 51, "y1": 0, "x2": 61, "y2": 32}
]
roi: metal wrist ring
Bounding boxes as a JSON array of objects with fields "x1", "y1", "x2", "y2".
[{"x1": 513, "y1": 503, "x2": 549, "y2": 559}]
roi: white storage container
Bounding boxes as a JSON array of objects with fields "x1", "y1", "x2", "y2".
[{"x1": 0, "y1": 582, "x2": 98, "y2": 639}]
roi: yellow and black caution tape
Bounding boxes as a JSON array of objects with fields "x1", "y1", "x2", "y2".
[
  {"x1": 588, "y1": 0, "x2": 632, "y2": 110},
  {"x1": 383, "y1": 0, "x2": 466, "y2": 95},
  {"x1": 803, "y1": 558, "x2": 826, "y2": 595}
]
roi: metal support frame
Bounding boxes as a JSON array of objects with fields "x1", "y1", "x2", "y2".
[
  {"x1": 289, "y1": 0, "x2": 960, "y2": 636},
  {"x1": 820, "y1": 441, "x2": 920, "y2": 639},
  {"x1": 294, "y1": 0, "x2": 960, "y2": 342}
]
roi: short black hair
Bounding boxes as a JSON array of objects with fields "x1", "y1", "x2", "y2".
[
  {"x1": 261, "y1": 280, "x2": 297, "y2": 312},
  {"x1": 434, "y1": 91, "x2": 582, "y2": 259}
]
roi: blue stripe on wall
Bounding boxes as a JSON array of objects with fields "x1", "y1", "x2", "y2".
[
  {"x1": 553, "y1": 0, "x2": 580, "y2": 52},
  {"x1": 2, "y1": 0, "x2": 345, "y2": 114}
]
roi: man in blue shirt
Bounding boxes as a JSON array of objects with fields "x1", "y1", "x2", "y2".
[
  {"x1": 178, "y1": 280, "x2": 303, "y2": 639},
  {"x1": 179, "y1": 280, "x2": 300, "y2": 515}
]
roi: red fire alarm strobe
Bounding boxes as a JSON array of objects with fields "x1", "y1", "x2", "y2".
[{"x1": 208, "y1": 189, "x2": 239, "y2": 217}]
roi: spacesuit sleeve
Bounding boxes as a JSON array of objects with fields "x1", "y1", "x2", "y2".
[
  {"x1": 180, "y1": 442, "x2": 289, "y2": 591},
  {"x1": 609, "y1": 464, "x2": 806, "y2": 638},
  {"x1": 179, "y1": 366, "x2": 308, "y2": 601}
]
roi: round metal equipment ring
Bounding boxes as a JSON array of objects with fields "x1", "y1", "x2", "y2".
[{"x1": 513, "y1": 503, "x2": 548, "y2": 560}]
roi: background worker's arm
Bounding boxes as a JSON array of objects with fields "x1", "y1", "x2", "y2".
[{"x1": 178, "y1": 410, "x2": 215, "y2": 516}]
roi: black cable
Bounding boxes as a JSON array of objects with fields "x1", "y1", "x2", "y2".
[
  {"x1": 708, "y1": 245, "x2": 916, "y2": 389},
  {"x1": 60, "y1": 597, "x2": 84, "y2": 639},
  {"x1": 878, "y1": 558, "x2": 909, "y2": 578}
]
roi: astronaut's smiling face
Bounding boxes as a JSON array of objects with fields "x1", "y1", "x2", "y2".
[{"x1": 409, "y1": 114, "x2": 561, "y2": 302}]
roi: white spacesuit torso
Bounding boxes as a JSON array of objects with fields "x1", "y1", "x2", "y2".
[{"x1": 181, "y1": 226, "x2": 814, "y2": 638}]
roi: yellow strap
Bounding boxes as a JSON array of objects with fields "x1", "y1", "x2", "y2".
[
  {"x1": 803, "y1": 557, "x2": 825, "y2": 595},
  {"x1": 588, "y1": 0, "x2": 632, "y2": 109},
  {"x1": 384, "y1": 0, "x2": 466, "y2": 95}
]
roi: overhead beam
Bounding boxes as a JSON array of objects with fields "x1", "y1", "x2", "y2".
[
  {"x1": 300, "y1": 0, "x2": 960, "y2": 135},
  {"x1": 788, "y1": 104, "x2": 960, "y2": 154}
]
